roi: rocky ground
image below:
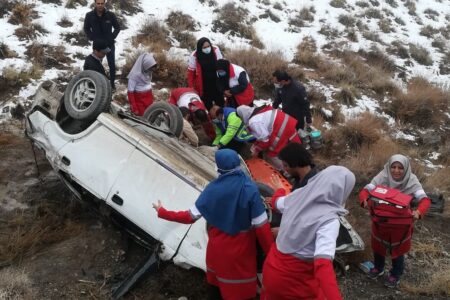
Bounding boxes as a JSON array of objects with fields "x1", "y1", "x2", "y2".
[{"x1": 0, "y1": 121, "x2": 449, "y2": 300}]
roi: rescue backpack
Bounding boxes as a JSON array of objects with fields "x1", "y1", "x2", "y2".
[{"x1": 368, "y1": 185, "x2": 414, "y2": 252}]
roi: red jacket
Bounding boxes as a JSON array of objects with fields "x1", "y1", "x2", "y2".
[
  {"x1": 252, "y1": 106, "x2": 301, "y2": 157},
  {"x1": 187, "y1": 47, "x2": 221, "y2": 97},
  {"x1": 228, "y1": 63, "x2": 254, "y2": 106},
  {"x1": 168, "y1": 87, "x2": 207, "y2": 112}
]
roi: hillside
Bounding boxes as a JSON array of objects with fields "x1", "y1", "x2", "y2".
[{"x1": 0, "y1": 0, "x2": 449, "y2": 299}]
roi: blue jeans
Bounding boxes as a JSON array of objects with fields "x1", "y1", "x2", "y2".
[
  {"x1": 374, "y1": 252, "x2": 404, "y2": 278},
  {"x1": 106, "y1": 44, "x2": 116, "y2": 88}
]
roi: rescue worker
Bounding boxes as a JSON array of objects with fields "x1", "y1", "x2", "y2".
[
  {"x1": 216, "y1": 59, "x2": 254, "y2": 108},
  {"x1": 272, "y1": 70, "x2": 312, "y2": 130},
  {"x1": 152, "y1": 149, "x2": 273, "y2": 300},
  {"x1": 168, "y1": 87, "x2": 215, "y2": 140},
  {"x1": 187, "y1": 37, "x2": 224, "y2": 109},
  {"x1": 236, "y1": 105, "x2": 301, "y2": 171},
  {"x1": 262, "y1": 165, "x2": 355, "y2": 300},
  {"x1": 210, "y1": 106, "x2": 254, "y2": 159},
  {"x1": 359, "y1": 154, "x2": 431, "y2": 288},
  {"x1": 127, "y1": 53, "x2": 157, "y2": 116}
]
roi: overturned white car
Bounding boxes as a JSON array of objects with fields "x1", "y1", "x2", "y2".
[{"x1": 26, "y1": 71, "x2": 364, "y2": 295}]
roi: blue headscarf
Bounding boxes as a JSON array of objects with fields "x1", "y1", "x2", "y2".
[{"x1": 195, "y1": 149, "x2": 265, "y2": 235}]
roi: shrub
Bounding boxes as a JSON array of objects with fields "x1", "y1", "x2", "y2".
[
  {"x1": 133, "y1": 19, "x2": 170, "y2": 50},
  {"x1": 260, "y1": 9, "x2": 281, "y2": 23},
  {"x1": 424, "y1": 8, "x2": 439, "y2": 21},
  {"x1": 338, "y1": 14, "x2": 355, "y2": 27},
  {"x1": 166, "y1": 11, "x2": 196, "y2": 31},
  {"x1": 1, "y1": 65, "x2": 43, "y2": 88},
  {"x1": 273, "y1": 2, "x2": 282, "y2": 10},
  {"x1": 0, "y1": 0, "x2": 17, "y2": 17},
  {"x1": 409, "y1": 44, "x2": 433, "y2": 65},
  {"x1": 355, "y1": 1, "x2": 369, "y2": 8},
  {"x1": 431, "y1": 37, "x2": 447, "y2": 52},
  {"x1": 41, "y1": 0, "x2": 62, "y2": 3},
  {"x1": 362, "y1": 31, "x2": 382, "y2": 43},
  {"x1": 388, "y1": 77, "x2": 449, "y2": 128},
  {"x1": 26, "y1": 43, "x2": 75, "y2": 69},
  {"x1": 173, "y1": 31, "x2": 196, "y2": 50},
  {"x1": 363, "y1": 8, "x2": 383, "y2": 19},
  {"x1": 359, "y1": 46, "x2": 397, "y2": 73},
  {"x1": 8, "y1": 3, "x2": 36, "y2": 25},
  {"x1": 334, "y1": 85, "x2": 357, "y2": 106},
  {"x1": 439, "y1": 52, "x2": 450, "y2": 75},
  {"x1": 0, "y1": 42, "x2": 17, "y2": 59},
  {"x1": 394, "y1": 16, "x2": 405, "y2": 25},
  {"x1": 298, "y1": 7, "x2": 315, "y2": 22},
  {"x1": 106, "y1": 0, "x2": 142, "y2": 15},
  {"x1": 378, "y1": 19, "x2": 394, "y2": 33},
  {"x1": 387, "y1": 41, "x2": 409, "y2": 59},
  {"x1": 338, "y1": 112, "x2": 385, "y2": 150},
  {"x1": 153, "y1": 52, "x2": 187, "y2": 87},
  {"x1": 0, "y1": 269, "x2": 34, "y2": 300},
  {"x1": 385, "y1": 0, "x2": 398, "y2": 8},
  {"x1": 226, "y1": 48, "x2": 289, "y2": 97},
  {"x1": 65, "y1": 0, "x2": 87, "y2": 8},
  {"x1": 439, "y1": 24, "x2": 450, "y2": 39},
  {"x1": 346, "y1": 29, "x2": 358, "y2": 42},
  {"x1": 319, "y1": 24, "x2": 339, "y2": 39},
  {"x1": 15, "y1": 23, "x2": 48, "y2": 41},
  {"x1": 369, "y1": 0, "x2": 380, "y2": 6},
  {"x1": 57, "y1": 14, "x2": 73, "y2": 28},
  {"x1": 404, "y1": 0, "x2": 416, "y2": 15},
  {"x1": 330, "y1": 0, "x2": 346, "y2": 9},
  {"x1": 293, "y1": 37, "x2": 323, "y2": 69},
  {"x1": 62, "y1": 30, "x2": 90, "y2": 47},
  {"x1": 420, "y1": 25, "x2": 439, "y2": 38}
]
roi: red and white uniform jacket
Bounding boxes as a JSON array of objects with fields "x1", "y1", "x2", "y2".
[
  {"x1": 228, "y1": 64, "x2": 254, "y2": 106},
  {"x1": 248, "y1": 106, "x2": 301, "y2": 157},
  {"x1": 187, "y1": 47, "x2": 223, "y2": 96},
  {"x1": 168, "y1": 87, "x2": 207, "y2": 112}
]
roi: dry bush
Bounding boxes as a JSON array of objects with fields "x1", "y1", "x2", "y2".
[
  {"x1": 340, "y1": 137, "x2": 401, "y2": 185},
  {"x1": 338, "y1": 14, "x2": 356, "y2": 27},
  {"x1": 424, "y1": 167, "x2": 450, "y2": 196},
  {"x1": 330, "y1": 0, "x2": 346, "y2": 8},
  {"x1": 404, "y1": 0, "x2": 416, "y2": 15},
  {"x1": 403, "y1": 267, "x2": 450, "y2": 296},
  {"x1": 424, "y1": 8, "x2": 440, "y2": 21},
  {"x1": 0, "y1": 269, "x2": 33, "y2": 300},
  {"x1": 346, "y1": 29, "x2": 358, "y2": 42},
  {"x1": 0, "y1": 0, "x2": 17, "y2": 17},
  {"x1": 14, "y1": 23, "x2": 48, "y2": 41},
  {"x1": 440, "y1": 24, "x2": 450, "y2": 40},
  {"x1": 338, "y1": 112, "x2": 386, "y2": 150},
  {"x1": 409, "y1": 44, "x2": 433, "y2": 65},
  {"x1": 273, "y1": 2, "x2": 282, "y2": 10},
  {"x1": 133, "y1": 19, "x2": 170, "y2": 50},
  {"x1": 1, "y1": 65, "x2": 43, "y2": 89},
  {"x1": 26, "y1": 43, "x2": 75, "y2": 69},
  {"x1": 378, "y1": 18, "x2": 394, "y2": 33},
  {"x1": 359, "y1": 46, "x2": 397, "y2": 73},
  {"x1": 260, "y1": 9, "x2": 281, "y2": 23},
  {"x1": 8, "y1": 3, "x2": 36, "y2": 25},
  {"x1": 385, "y1": 0, "x2": 398, "y2": 8},
  {"x1": 166, "y1": 11, "x2": 196, "y2": 31},
  {"x1": 362, "y1": 30, "x2": 382, "y2": 43},
  {"x1": 334, "y1": 85, "x2": 357, "y2": 106},
  {"x1": 65, "y1": 0, "x2": 87, "y2": 8},
  {"x1": 439, "y1": 52, "x2": 450, "y2": 75},
  {"x1": 431, "y1": 37, "x2": 447, "y2": 53},
  {"x1": 355, "y1": 1, "x2": 369, "y2": 8},
  {"x1": 420, "y1": 25, "x2": 439, "y2": 38},
  {"x1": 394, "y1": 16, "x2": 406, "y2": 26},
  {"x1": 387, "y1": 41, "x2": 410, "y2": 59},
  {"x1": 318, "y1": 24, "x2": 339, "y2": 39},
  {"x1": 363, "y1": 8, "x2": 383, "y2": 19},
  {"x1": 226, "y1": 48, "x2": 288, "y2": 97},
  {"x1": 57, "y1": 14, "x2": 73, "y2": 28},
  {"x1": 388, "y1": 77, "x2": 449, "y2": 128},
  {"x1": 289, "y1": 6, "x2": 315, "y2": 27},
  {"x1": 62, "y1": 30, "x2": 89, "y2": 47},
  {"x1": 106, "y1": 0, "x2": 142, "y2": 15},
  {"x1": 293, "y1": 37, "x2": 323, "y2": 69},
  {"x1": 153, "y1": 53, "x2": 187, "y2": 88},
  {"x1": 42, "y1": 0, "x2": 62, "y2": 3},
  {"x1": 0, "y1": 42, "x2": 17, "y2": 59},
  {"x1": 173, "y1": 31, "x2": 196, "y2": 50}
]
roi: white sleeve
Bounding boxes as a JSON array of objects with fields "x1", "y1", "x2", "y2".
[
  {"x1": 275, "y1": 196, "x2": 286, "y2": 213},
  {"x1": 187, "y1": 52, "x2": 197, "y2": 71},
  {"x1": 314, "y1": 218, "x2": 340, "y2": 260},
  {"x1": 365, "y1": 183, "x2": 376, "y2": 191},
  {"x1": 189, "y1": 205, "x2": 202, "y2": 220},
  {"x1": 249, "y1": 119, "x2": 270, "y2": 142},
  {"x1": 127, "y1": 76, "x2": 136, "y2": 91},
  {"x1": 215, "y1": 47, "x2": 223, "y2": 60},
  {"x1": 251, "y1": 212, "x2": 268, "y2": 227},
  {"x1": 414, "y1": 189, "x2": 427, "y2": 200}
]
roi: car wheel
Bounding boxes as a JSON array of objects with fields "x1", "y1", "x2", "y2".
[
  {"x1": 143, "y1": 102, "x2": 183, "y2": 137},
  {"x1": 64, "y1": 70, "x2": 111, "y2": 121}
]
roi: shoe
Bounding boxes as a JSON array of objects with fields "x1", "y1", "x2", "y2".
[
  {"x1": 367, "y1": 267, "x2": 385, "y2": 279},
  {"x1": 385, "y1": 274, "x2": 400, "y2": 288}
]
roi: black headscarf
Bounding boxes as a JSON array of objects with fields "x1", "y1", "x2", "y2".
[
  {"x1": 196, "y1": 37, "x2": 216, "y2": 68},
  {"x1": 216, "y1": 59, "x2": 230, "y2": 91}
]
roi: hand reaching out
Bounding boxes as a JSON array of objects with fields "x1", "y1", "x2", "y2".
[{"x1": 152, "y1": 200, "x2": 162, "y2": 212}]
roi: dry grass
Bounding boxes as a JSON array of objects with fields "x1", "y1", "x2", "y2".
[
  {"x1": 420, "y1": 25, "x2": 439, "y2": 38},
  {"x1": 439, "y1": 52, "x2": 450, "y2": 75},
  {"x1": 403, "y1": 267, "x2": 450, "y2": 296},
  {"x1": 0, "y1": 42, "x2": 17, "y2": 59},
  {"x1": 338, "y1": 14, "x2": 356, "y2": 27},
  {"x1": 293, "y1": 37, "x2": 323, "y2": 68},
  {"x1": 330, "y1": 0, "x2": 346, "y2": 9},
  {"x1": 8, "y1": 3, "x2": 36, "y2": 25},
  {"x1": 363, "y1": 8, "x2": 383, "y2": 19},
  {"x1": 405, "y1": 0, "x2": 416, "y2": 15},
  {"x1": 385, "y1": 0, "x2": 398, "y2": 8},
  {"x1": 260, "y1": 9, "x2": 281, "y2": 23},
  {"x1": 0, "y1": 65, "x2": 43, "y2": 89},
  {"x1": 338, "y1": 112, "x2": 386, "y2": 150},
  {"x1": 173, "y1": 31, "x2": 196, "y2": 50},
  {"x1": 388, "y1": 77, "x2": 449, "y2": 128},
  {"x1": 226, "y1": 48, "x2": 289, "y2": 97},
  {"x1": 288, "y1": 7, "x2": 314, "y2": 28},
  {"x1": 355, "y1": 1, "x2": 369, "y2": 8},
  {"x1": 0, "y1": 0, "x2": 17, "y2": 17},
  {"x1": 334, "y1": 85, "x2": 357, "y2": 106},
  {"x1": 387, "y1": 41, "x2": 410, "y2": 59},
  {"x1": 424, "y1": 167, "x2": 450, "y2": 195},
  {"x1": 431, "y1": 37, "x2": 447, "y2": 53},
  {"x1": 56, "y1": 14, "x2": 73, "y2": 28},
  {"x1": 106, "y1": 0, "x2": 142, "y2": 15},
  {"x1": 153, "y1": 53, "x2": 187, "y2": 87},
  {"x1": 133, "y1": 19, "x2": 170, "y2": 50},
  {"x1": 166, "y1": 11, "x2": 196, "y2": 31},
  {"x1": 379, "y1": 18, "x2": 394, "y2": 33},
  {"x1": 62, "y1": 30, "x2": 89, "y2": 47},
  {"x1": 0, "y1": 269, "x2": 33, "y2": 300},
  {"x1": 15, "y1": 23, "x2": 48, "y2": 41},
  {"x1": 424, "y1": 8, "x2": 440, "y2": 21},
  {"x1": 25, "y1": 43, "x2": 75, "y2": 69},
  {"x1": 65, "y1": 0, "x2": 87, "y2": 9},
  {"x1": 359, "y1": 46, "x2": 397, "y2": 73}
]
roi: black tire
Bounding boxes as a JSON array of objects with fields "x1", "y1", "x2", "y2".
[
  {"x1": 64, "y1": 70, "x2": 111, "y2": 121},
  {"x1": 143, "y1": 102, "x2": 183, "y2": 137}
]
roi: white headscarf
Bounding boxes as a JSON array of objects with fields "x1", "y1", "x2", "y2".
[
  {"x1": 236, "y1": 105, "x2": 255, "y2": 125},
  {"x1": 127, "y1": 52, "x2": 157, "y2": 82},
  {"x1": 276, "y1": 166, "x2": 355, "y2": 254},
  {"x1": 370, "y1": 154, "x2": 422, "y2": 195}
]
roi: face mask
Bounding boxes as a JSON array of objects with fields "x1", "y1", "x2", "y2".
[
  {"x1": 274, "y1": 83, "x2": 282, "y2": 89},
  {"x1": 217, "y1": 70, "x2": 227, "y2": 78},
  {"x1": 202, "y1": 47, "x2": 212, "y2": 54}
]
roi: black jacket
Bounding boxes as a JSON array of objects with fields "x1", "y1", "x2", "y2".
[
  {"x1": 83, "y1": 9, "x2": 120, "y2": 46},
  {"x1": 273, "y1": 80, "x2": 311, "y2": 129},
  {"x1": 83, "y1": 54, "x2": 106, "y2": 76}
]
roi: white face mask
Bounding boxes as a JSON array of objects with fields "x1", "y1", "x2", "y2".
[
  {"x1": 202, "y1": 47, "x2": 212, "y2": 54},
  {"x1": 274, "y1": 83, "x2": 282, "y2": 89}
]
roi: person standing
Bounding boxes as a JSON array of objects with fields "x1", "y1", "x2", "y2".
[
  {"x1": 216, "y1": 59, "x2": 254, "y2": 108},
  {"x1": 127, "y1": 53, "x2": 157, "y2": 116},
  {"x1": 84, "y1": 0, "x2": 121, "y2": 90},
  {"x1": 152, "y1": 149, "x2": 273, "y2": 300},
  {"x1": 187, "y1": 37, "x2": 223, "y2": 109},
  {"x1": 272, "y1": 70, "x2": 312, "y2": 130},
  {"x1": 83, "y1": 39, "x2": 110, "y2": 76}
]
